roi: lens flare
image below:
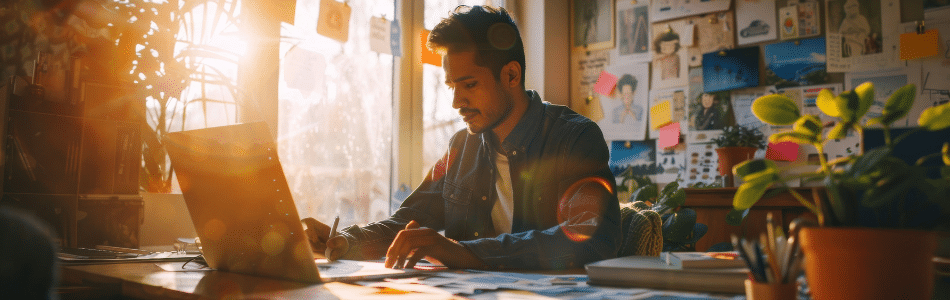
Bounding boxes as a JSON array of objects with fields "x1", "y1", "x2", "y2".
[{"x1": 557, "y1": 177, "x2": 613, "y2": 242}]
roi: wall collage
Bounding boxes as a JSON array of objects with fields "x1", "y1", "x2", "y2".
[{"x1": 568, "y1": 0, "x2": 950, "y2": 188}]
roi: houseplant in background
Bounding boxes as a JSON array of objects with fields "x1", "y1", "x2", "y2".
[
  {"x1": 728, "y1": 82, "x2": 950, "y2": 299},
  {"x1": 711, "y1": 125, "x2": 767, "y2": 187},
  {"x1": 618, "y1": 176, "x2": 708, "y2": 256}
]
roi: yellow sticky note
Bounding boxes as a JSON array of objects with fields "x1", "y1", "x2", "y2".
[
  {"x1": 650, "y1": 100, "x2": 672, "y2": 129},
  {"x1": 317, "y1": 0, "x2": 351, "y2": 43},
  {"x1": 900, "y1": 29, "x2": 940, "y2": 60},
  {"x1": 421, "y1": 29, "x2": 442, "y2": 67}
]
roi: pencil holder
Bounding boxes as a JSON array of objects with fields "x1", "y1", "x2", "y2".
[{"x1": 744, "y1": 279, "x2": 796, "y2": 300}]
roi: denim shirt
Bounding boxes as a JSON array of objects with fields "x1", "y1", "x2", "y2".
[{"x1": 338, "y1": 90, "x2": 621, "y2": 270}]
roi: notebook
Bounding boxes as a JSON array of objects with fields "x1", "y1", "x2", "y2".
[{"x1": 164, "y1": 122, "x2": 439, "y2": 283}]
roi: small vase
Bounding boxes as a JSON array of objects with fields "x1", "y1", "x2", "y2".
[{"x1": 798, "y1": 227, "x2": 936, "y2": 300}]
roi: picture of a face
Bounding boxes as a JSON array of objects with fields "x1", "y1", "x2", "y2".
[
  {"x1": 702, "y1": 93, "x2": 715, "y2": 108},
  {"x1": 660, "y1": 40, "x2": 678, "y2": 55},
  {"x1": 621, "y1": 85, "x2": 634, "y2": 106}
]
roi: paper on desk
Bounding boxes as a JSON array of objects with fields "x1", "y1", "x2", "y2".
[{"x1": 156, "y1": 261, "x2": 214, "y2": 272}]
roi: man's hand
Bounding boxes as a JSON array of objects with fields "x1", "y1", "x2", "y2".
[
  {"x1": 301, "y1": 217, "x2": 348, "y2": 261},
  {"x1": 384, "y1": 220, "x2": 487, "y2": 269}
]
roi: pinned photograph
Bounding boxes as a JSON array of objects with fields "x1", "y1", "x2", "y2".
[
  {"x1": 825, "y1": 0, "x2": 901, "y2": 72},
  {"x1": 608, "y1": 140, "x2": 657, "y2": 179},
  {"x1": 598, "y1": 62, "x2": 650, "y2": 141},
  {"x1": 736, "y1": 0, "x2": 777, "y2": 45},
  {"x1": 572, "y1": 0, "x2": 614, "y2": 50},
  {"x1": 650, "y1": 22, "x2": 690, "y2": 89},
  {"x1": 701, "y1": 47, "x2": 760, "y2": 93},
  {"x1": 616, "y1": 0, "x2": 650, "y2": 61},
  {"x1": 763, "y1": 37, "x2": 829, "y2": 88}
]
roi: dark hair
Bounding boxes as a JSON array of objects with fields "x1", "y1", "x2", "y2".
[
  {"x1": 427, "y1": 5, "x2": 526, "y2": 86},
  {"x1": 617, "y1": 74, "x2": 637, "y2": 91},
  {"x1": 652, "y1": 30, "x2": 680, "y2": 54}
]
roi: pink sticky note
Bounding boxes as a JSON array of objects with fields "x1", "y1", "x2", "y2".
[
  {"x1": 766, "y1": 142, "x2": 799, "y2": 162},
  {"x1": 658, "y1": 123, "x2": 681, "y2": 149},
  {"x1": 593, "y1": 71, "x2": 618, "y2": 96}
]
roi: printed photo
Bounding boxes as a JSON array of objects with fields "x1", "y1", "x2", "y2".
[
  {"x1": 763, "y1": 37, "x2": 829, "y2": 88},
  {"x1": 599, "y1": 62, "x2": 650, "y2": 141},
  {"x1": 701, "y1": 47, "x2": 760, "y2": 93},
  {"x1": 827, "y1": 0, "x2": 883, "y2": 57},
  {"x1": 689, "y1": 90, "x2": 732, "y2": 131},
  {"x1": 650, "y1": 22, "x2": 690, "y2": 89},
  {"x1": 573, "y1": 0, "x2": 614, "y2": 50},
  {"x1": 608, "y1": 140, "x2": 657, "y2": 178},
  {"x1": 618, "y1": 4, "x2": 649, "y2": 57}
]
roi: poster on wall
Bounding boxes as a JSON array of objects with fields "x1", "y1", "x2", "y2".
[
  {"x1": 599, "y1": 62, "x2": 650, "y2": 141},
  {"x1": 825, "y1": 0, "x2": 901, "y2": 72},
  {"x1": 571, "y1": 49, "x2": 611, "y2": 121},
  {"x1": 656, "y1": 143, "x2": 687, "y2": 184},
  {"x1": 845, "y1": 66, "x2": 923, "y2": 128},
  {"x1": 649, "y1": 22, "x2": 690, "y2": 89},
  {"x1": 736, "y1": 0, "x2": 777, "y2": 45},
  {"x1": 731, "y1": 86, "x2": 776, "y2": 135},
  {"x1": 650, "y1": 0, "x2": 731, "y2": 23},
  {"x1": 763, "y1": 37, "x2": 829, "y2": 88},
  {"x1": 797, "y1": 1, "x2": 822, "y2": 38},
  {"x1": 701, "y1": 47, "x2": 760, "y2": 93},
  {"x1": 608, "y1": 140, "x2": 657, "y2": 179},
  {"x1": 616, "y1": 0, "x2": 651, "y2": 62},
  {"x1": 572, "y1": 0, "x2": 614, "y2": 50},
  {"x1": 687, "y1": 12, "x2": 736, "y2": 67},
  {"x1": 685, "y1": 143, "x2": 721, "y2": 186}
]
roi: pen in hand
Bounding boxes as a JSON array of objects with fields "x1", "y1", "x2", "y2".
[{"x1": 325, "y1": 216, "x2": 340, "y2": 261}]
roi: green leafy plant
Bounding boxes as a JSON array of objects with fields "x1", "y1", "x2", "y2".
[
  {"x1": 711, "y1": 125, "x2": 767, "y2": 149},
  {"x1": 728, "y1": 82, "x2": 950, "y2": 229},
  {"x1": 619, "y1": 178, "x2": 708, "y2": 255}
]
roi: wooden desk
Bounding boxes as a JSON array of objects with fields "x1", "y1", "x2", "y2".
[{"x1": 684, "y1": 187, "x2": 819, "y2": 252}]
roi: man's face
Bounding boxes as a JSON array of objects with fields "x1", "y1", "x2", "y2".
[
  {"x1": 444, "y1": 51, "x2": 513, "y2": 135},
  {"x1": 701, "y1": 93, "x2": 714, "y2": 108}
]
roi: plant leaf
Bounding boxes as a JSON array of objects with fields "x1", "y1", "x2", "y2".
[
  {"x1": 793, "y1": 115, "x2": 823, "y2": 138},
  {"x1": 919, "y1": 102, "x2": 950, "y2": 131},
  {"x1": 769, "y1": 131, "x2": 818, "y2": 145},
  {"x1": 726, "y1": 208, "x2": 750, "y2": 226},
  {"x1": 631, "y1": 184, "x2": 658, "y2": 203},
  {"x1": 733, "y1": 159, "x2": 778, "y2": 179},
  {"x1": 943, "y1": 142, "x2": 949, "y2": 166},
  {"x1": 848, "y1": 147, "x2": 892, "y2": 176},
  {"x1": 853, "y1": 82, "x2": 875, "y2": 121},
  {"x1": 826, "y1": 121, "x2": 852, "y2": 140},
  {"x1": 734, "y1": 179, "x2": 773, "y2": 210},
  {"x1": 876, "y1": 84, "x2": 916, "y2": 126},
  {"x1": 816, "y1": 88, "x2": 840, "y2": 117},
  {"x1": 752, "y1": 94, "x2": 801, "y2": 125}
]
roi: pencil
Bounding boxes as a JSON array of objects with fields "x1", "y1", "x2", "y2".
[
  {"x1": 760, "y1": 234, "x2": 782, "y2": 283},
  {"x1": 325, "y1": 216, "x2": 340, "y2": 261},
  {"x1": 732, "y1": 234, "x2": 762, "y2": 282}
]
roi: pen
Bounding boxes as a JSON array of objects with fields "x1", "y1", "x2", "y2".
[{"x1": 325, "y1": 216, "x2": 340, "y2": 261}]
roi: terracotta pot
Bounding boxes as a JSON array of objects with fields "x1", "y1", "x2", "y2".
[
  {"x1": 798, "y1": 227, "x2": 937, "y2": 300},
  {"x1": 715, "y1": 147, "x2": 758, "y2": 176}
]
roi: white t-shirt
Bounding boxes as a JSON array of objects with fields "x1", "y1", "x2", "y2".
[{"x1": 491, "y1": 151, "x2": 514, "y2": 235}]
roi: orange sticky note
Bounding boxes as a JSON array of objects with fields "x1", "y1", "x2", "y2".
[
  {"x1": 650, "y1": 100, "x2": 672, "y2": 129},
  {"x1": 317, "y1": 0, "x2": 351, "y2": 43},
  {"x1": 900, "y1": 29, "x2": 940, "y2": 60},
  {"x1": 593, "y1": 71, "x2": 618, "y2": 96},
  {"x1": 421, "y1": 29, "x2": 442, "y2": 67},
  {"x1": 658, "y1": 122, "x2": 681, "y2": 149},
  {"x1": 765, "y1": 141, "x2": 799, "y2": 162}
]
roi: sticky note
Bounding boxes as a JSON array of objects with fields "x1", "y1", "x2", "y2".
[
  {"x1": 369, "y1": 17, "x2": 391, "y2": 54},
  {"x1": 390, "y1": 20, "x2": 401, "y2": 57},
  {"x1": 650, "y1": 100, "x2": 672, "y2": 129},
  {"x1": 900, "y1": 29, "x2": 940, "y2": 60},
  {"x1": 317, "y1": 0, "x2": 351, "y2": 43},
  {"x1": 593, "y1": 71, "x2": 618, "y2": 96},
  {"x1": 658, "y1": 122, "x2": 681, "y2": 149},
  {"x1": 765, "y1": 141, "x2": 799, "y2": 162},
  {"x1": 421, "y1": 29, "x2": 442, "y2": 67}
]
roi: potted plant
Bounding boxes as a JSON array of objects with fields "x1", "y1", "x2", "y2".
[
  {"x1": 729, "y1": 82, "x2": 950, "y2": 299},
  {"x1": 711, "y1": 125, "x2": 767, "y2": 186}
]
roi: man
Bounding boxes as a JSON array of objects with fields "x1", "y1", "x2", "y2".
[{"x1": 304, "y1": 5, "x2": 620, "y2": 270}]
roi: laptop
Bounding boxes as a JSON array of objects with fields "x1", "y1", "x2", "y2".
[{"x1": 164, "y1": 122, "x2": 440, "y2": 283}]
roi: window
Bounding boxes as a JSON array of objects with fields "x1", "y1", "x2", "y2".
[{"x1": 278, "y1": 0, "x2": 395, "y2": 226}]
